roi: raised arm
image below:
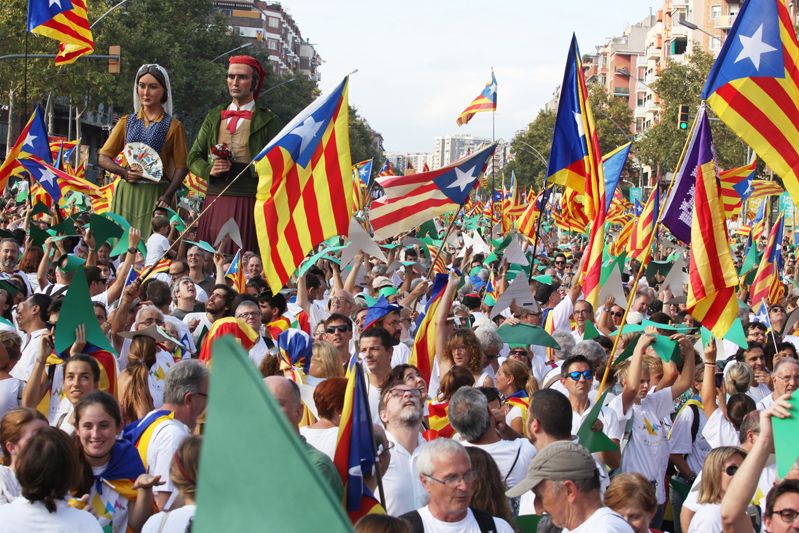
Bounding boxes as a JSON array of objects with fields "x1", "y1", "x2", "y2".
[
  {"x1": 104, "y1": 229, "x2": 140, "y2": 307},
  {"x1": 670, "y1": 334, "x2": 697, "y2": 400},
  {"x1": 701, "y1": 338, "x2": 719, "y2": 418},
  {"x1": 434, "y1": 270, "x2": 460, "y2": 377},
  {"x1": 20, "y1": 334, "x2": 54, "y2": 408},
  {"x1": 721, "y1": 397, "x2": 792, "y2": 532},
  {"x1": 342, "y1": 252, "x2": 365, "y2": 294}
]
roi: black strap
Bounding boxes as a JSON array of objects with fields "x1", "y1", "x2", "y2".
[
  {"x1": 399, "y1": 508, "x2": 497, "y2": 533},
  {"x1": 689, "y1": 403, "x2": 700, "y2": 444},
  {"x1": 503, "y1": 442, "x2": 523, "y2": 484},
  {"x1": 399, "y1": 510, "x2": 424, "y2": 533}
]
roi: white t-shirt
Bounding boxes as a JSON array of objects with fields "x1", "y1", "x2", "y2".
[
  {"x1": 462, "y1": 438, "x2": 537, "y2": 490},
  {"x1": 0, "y1": 465, "x2": 21, "y2": 505},
  {"x1": 142, "y1": 504, "x2": 196, "y2": 533},
  {"x1": 9, "y1": 328, "x2": 49, "y2": 382},
  {"x1": 612, "y1": 387, "x2": 674, "y2": 504},
  {"x1": 687, "y1": 503, "x2": 722, "y2": 533},
  {"x1": 390, "y1": 342, "x2": 411, "y2": 368},
  {"x1": 0, "y1": 497, "x2": 102, "y2": 532},
  {"x1": 562, "y1": 506, "x2": 633, "y2": 533},
  {"x1": 144, "y1": 412, "x2": 190, "y2": 496},
  {"x1": 382, "y1": 431, "x2": 428, "y2": 516},
  {"x1": 669, "y1": 401, "x2": 711, "y2": 474},
  {"x1": 299, "y1": 426, "x2": 338, "y2": 461},
  {"x1": 747, "y1": 383, "x2": 771, "y2": 404},
  {"x1": 416, "y1": 506, "x2": 514, "y2": 533},
  {"x1": 757, "y1": 393, "x2": 775, "y2": 411},
  {"x1": 701, "y1": 409, "x2": 740, "y2": 449},
  {"x1": 145, "y1": 233, "x2": 170, "y2": 267},
  {"x1": 0, "y1": 377, "x2": 22, "y2": 421}
]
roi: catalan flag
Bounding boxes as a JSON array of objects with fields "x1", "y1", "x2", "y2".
[
  {"x1": 409, "y1": 273, "x2": 450, "y2": 384},
  {"x1": 427, "y1": 401, "x2": 454, "y2": 438},
  {"x1": 686, "y1": 108, "x2": 739, "y2": 338},
  {"x1": 548, "y1": 36, "x2": 605, "y2": 306},
  {"x1": 142, "y1": 258, "x2": 171, "y2": 280},
  {"x1": 254, "y1": 77, "x2": 353, "y2": 292},
  {"x1": 27, "y1": 0, "x2": 94, "y2": 66},
  {"x1": 226, "y1": 249, "x2": 246, "y2": 293},
  {"x1": 456, "y1": 71, "x2": 497, "y2": 126},
  {"x1": 750, "y1": 212, "x2": 785, "y2": 311},
  {"x1": 378, "y1": 160, "x2": 395, "y2": 177},
  {"x1": 354, "y1": 159, "x2": 373, "y2": 185},
  {"x1": 334, "y1": 356, "x2": 378, "y2": 521},
  {"x1": 610, "y1": 217, "x2": 635, "y2": 257},
  {"x1": 92, "y1": 178, "x2": 119, "y2": 214},
  {"x1": 0, "y1": 105, "x2": 51, "y2": 191},
  {"x1": 628, "y1": 181, "x2": 660, "y2": 263},
  {"x1": 351, "y1": 167, "x2": 365, "y2": 212},
  {"x1": 702, "y1": 0, "x2": 799, "y2": 210},
  {"x1": 184, "y1": 172, "x2": 208, "y2": 197},
  {"x1": 603, "y1": 143, "x2": 632, "y2": 210},
  {"x1": 750, "y1": 180, "x2": 785, "y2": 199},
  {"x1": 49, "y1": 138, "x2": 78, "y2": 165},
  {"x1": 719, "y1": 160, "x2": 758, "y2": 218},
  {"x1": 516, "y1": 187, "x2": 552, "y2": 239},
  {"x1": 198, "y1": 317, "x2": 259, "y2": 363}
]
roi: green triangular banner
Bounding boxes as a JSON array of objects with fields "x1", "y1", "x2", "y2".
[{"x1": 193, "y1": 337, "x2": 351, "y2": 532}]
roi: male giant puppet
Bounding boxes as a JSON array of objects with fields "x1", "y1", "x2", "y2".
[{"x1": 188, "y1": 56, "x2": 282, "y2": 253}]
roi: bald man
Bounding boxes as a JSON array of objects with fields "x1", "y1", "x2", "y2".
[{"x1": 263, "y1": 376, "x2": 343, "y2": 498}]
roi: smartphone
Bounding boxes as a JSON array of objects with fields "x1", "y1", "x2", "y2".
[{"x1": 714, "y1": 372, "x2": 724, "y2": 388}]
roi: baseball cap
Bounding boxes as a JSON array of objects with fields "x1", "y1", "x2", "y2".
[
  {"x1": 371, "y1": 276, "x2": 393, "y2": 290},
  {"x1": 505, "y1": 440, "x2": 597, "y2": 497}
]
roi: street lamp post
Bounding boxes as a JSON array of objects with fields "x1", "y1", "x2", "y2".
[
  {"x1": 515, "y1": 140, "x2": 548, "y2": 166},
  {"x1": 678, "y1": 19, "x2": 717, "y2": 39},
  {"x1": 211, "y1": 42, "x2": 253, "y2": 63},
  {"x1": 91, "y1": 0, "x2": 132, "y2": 29}
]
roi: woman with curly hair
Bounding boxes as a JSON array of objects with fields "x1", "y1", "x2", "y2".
[{"x1": 440, "y1": 329, "x2": 493, "y2": 388}]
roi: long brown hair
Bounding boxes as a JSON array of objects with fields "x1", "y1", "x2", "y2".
[
  {"x1": 16, "y1": 427, "x2": 82, "y2": 513},
  {"x1": 500, "y1": 358, "x2": 538, "y2": 398},
  {"x1": 170, "y1": 435, "x2": 201, "y2": 500},
  {"x1": 444, "y1": 328, "x2": 484, "y2": 374},
  {"x1": 119, "y1": 335, "x2": 156, "y2": 425},
  {"x1": 465, "y1": 446, "x2": 514, "y2": 525}
]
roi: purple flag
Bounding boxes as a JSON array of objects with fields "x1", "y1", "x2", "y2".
[{"x1": 660, "y1": 106, "x2": 707, "y2": 244}]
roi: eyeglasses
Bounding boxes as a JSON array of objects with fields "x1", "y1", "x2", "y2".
[
  {"x1": 567, "y1": 369, "x2": 594, "y2": 381},
  {"x1": 770, "y1": 307, "x2": 786, "y2": 313},
  {"x1": 554, "y1": 261, "x2": 565, "y2": 265},
  {"x1": 509, "y1": 349, "x2": 528, "y2": 357},
  {"x1": 139, "y1": 317, "x2": 164, "y2": 327},
  {"x1": 724, "y1": 465, "x2": 739, "y2": 476},
  {"x1": 326, "y1": 324, "x2": 351, "y2": 334},
  {"x1": 424, "y1": 470, "x2": 477, "y2": 488},
  {"x1": 774, "y1": 374, "x2": 799, "y2": 384},
  {"x1": 236, "y1": 311, "x2": 261, "y2": 319},
  {"x1": 772, "y1": 508, "x2": 799, "y2": 523},
  {"x1": 387, "y1": 388, "x2": 421, "y2": 400}
]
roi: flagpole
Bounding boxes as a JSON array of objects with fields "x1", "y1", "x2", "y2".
[
  {"x1": 425, "y1": 204, "x2": 463, "y2": 280},
  {"x1": 490, "y1": 67, "x2": 496, "y2": 248},
  {"x1": 137, "y1": 162, "x2": 255, "y2": 283},
  {"x1": 527, "y1": 182, "x2": 554, "y2": 283},
  {"x1": 597, "y1": 109, "x2": 702, "y2": 395}
]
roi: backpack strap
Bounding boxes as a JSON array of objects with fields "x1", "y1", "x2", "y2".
[
  {"x1": 470, "y1": 507, "x2": 498, "y2": 533},
  {"x1": 399, "y1": 510, "x2": 425, "y2": 533},
  {"x1": 689, "y1": 403, "x2": 701, "y2": 443},
  {"x1": 503, "y1": 442, "x2": 523, "y2": 485}
]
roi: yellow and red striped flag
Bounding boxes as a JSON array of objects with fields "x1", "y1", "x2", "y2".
[
  {"x1": 718, "y1": 160, "x2": 757, "y2": 219},
  {"x1": 27, "y1": 0, "x2": 94, "y2": 65},
  {"x1": 184, "y1": 172, "x2": 208, "y2": 197},
  {"x1": 409, "y1": 274, "x2": 450, "y2": 384},
  {"x1": 254, "y1": 77, "x2": 353, "y2": 292},
  {"x1": 456, "y1": 71, "x2": 497, "y2": 126},
  {"x1": 686, "y1": 110, "x2": 739, "y2": 338},
  {"x1": 703, "y1": 0, "x2": 799, "y2": 210},
  {"x1": 750, "y1": 180, "x2": 784, "y2": 199},
  {"x1": 750, "y1": 213, "x2": 785, "y2": 311},
  {"x1": 198, "y1": 317, "x2": 258, "y2": 364},
  {"x1": 627, "y1": 183, "x2": 660, "y2": 263},
  {"x1": 610, "y1": 218, "x2": 635, "y2": 257}
]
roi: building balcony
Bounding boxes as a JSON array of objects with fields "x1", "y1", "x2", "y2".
[{"x1": 715, "y1": 14, "x2": 736, "y2": 29}]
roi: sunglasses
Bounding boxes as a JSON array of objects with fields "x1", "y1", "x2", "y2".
[
  {"x1": 554, "y1": 261, "x2": 565, "y2": 265},
  {"x1": 509, "y1": 349, "x2": 528, "y2": 357},
  {"x1": 610, "y1": 311, "x2": 623, "y2": 317},
  {"x1": 724, "y1": 465, "x2": 739, "y2": 476},
  {"x1": 325, "y1": 324, "x2": 351, "y2": 334},
  {"x1": 567, "y1": 369, "x2": 594, "y2": 381}
]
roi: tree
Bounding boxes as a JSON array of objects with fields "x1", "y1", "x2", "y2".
[
  {"x1": 636, "y1": 49, "x2": 747, "y2": 176},
  {"x1": 587, "y1": 83, "x2": 634, "y2": 155},
  {"x1": 349, "y1": 106, "x2": 383, "y2": 168},
  {"x1": 505, "y1": 108, "x2": 555, "y2": 190}
]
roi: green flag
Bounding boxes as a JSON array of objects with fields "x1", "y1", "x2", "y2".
[
  {"x1": 583, "y1": 320, "x2": 600, "y2": 341},
  {"x1": 88, "y1": 214, "x2": 124, "y2": 252},
  {"x1": 576, "y1": 390, "x2": 619, "y2": 453},
  {"x1": 601, "y1": 250, "x2": 626, "y2": 285},
  {"x1": 772, "y1": 389, "x2": 799, "y2": 478},
  {"x1": 497, "y1": 323, "x2": 560, "y2": 349},
  {"x1": 417, "y1": 219, "x2": 438, "y2": 239},
  {"x1": 54, "y1": 255, "x2": 115, "y2": 355},
  {"x1": 193, "y1": 337, "x2": 352, "y2": 532}
]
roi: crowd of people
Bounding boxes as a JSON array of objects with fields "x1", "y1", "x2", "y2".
[{"x1": 0, "y1": 55, "x2": 797, "y2": 533}]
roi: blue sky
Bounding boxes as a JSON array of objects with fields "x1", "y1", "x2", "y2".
[{"x1": 283, "y1": 1, "x2": 660, "y2": 152}]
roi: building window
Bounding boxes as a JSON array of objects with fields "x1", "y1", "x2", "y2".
[
  {"x1": 711, "y1": 36, "x2": 721, "y2": 50},
  {"x1": 710, "y1": 5, "x2": 721, "y2": 20},
  {"x1": 268, "y1": 17, "x2": 279, "y2": 28},
  {"x1": 671, "y1": 37, "x2": 687, "y2": 56},
  {"x1": 268, "y1": 39, "x2": 277, "y2": 50}
]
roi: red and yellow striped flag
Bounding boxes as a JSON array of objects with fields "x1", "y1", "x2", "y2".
[
  {"x1": 686, "y1": 110, "x2": 739, "y2": 338},
  {"x1": 610, "y1": 218, "x2": 635, "y2": 257},
  {"x1": 718, "y1": 160, "x2": 757, "y2": 219},
  {"x1": 750, "y1": 213, "x2": 785, "y2": 311},
  {"x1": 27, "y1": 0, "x2": 94, "y2": 65},
  {"x1": 254, "y1": 77, "x2": 353, "y2": 292},
  {"x1": 409, "y1": 274, "x2": 450, "y2": 384},
  {"x1": 184, "y1": 172, "x2": 208, "y2": 197},
  {"x1": 627, "y1": 184, "x2": 659, "y2": 263}
]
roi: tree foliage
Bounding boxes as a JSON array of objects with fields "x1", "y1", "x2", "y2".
[
  {"x1": 587, "y1": 83, "x2": 634, "y2": 156},
  {"x1": 636, "y1": 49, "x2": 748, "y2": 175},
  {"x1": 505, "y1": 108, "x2": 555, "y2": 190}
]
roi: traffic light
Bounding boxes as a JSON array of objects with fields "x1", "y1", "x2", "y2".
[
  {"x1": 108, "y1": 45, "x2": 121, "y2": 74},
  {"x1": 677, "y1": 104, "x2": 690, "y2": 130}
]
